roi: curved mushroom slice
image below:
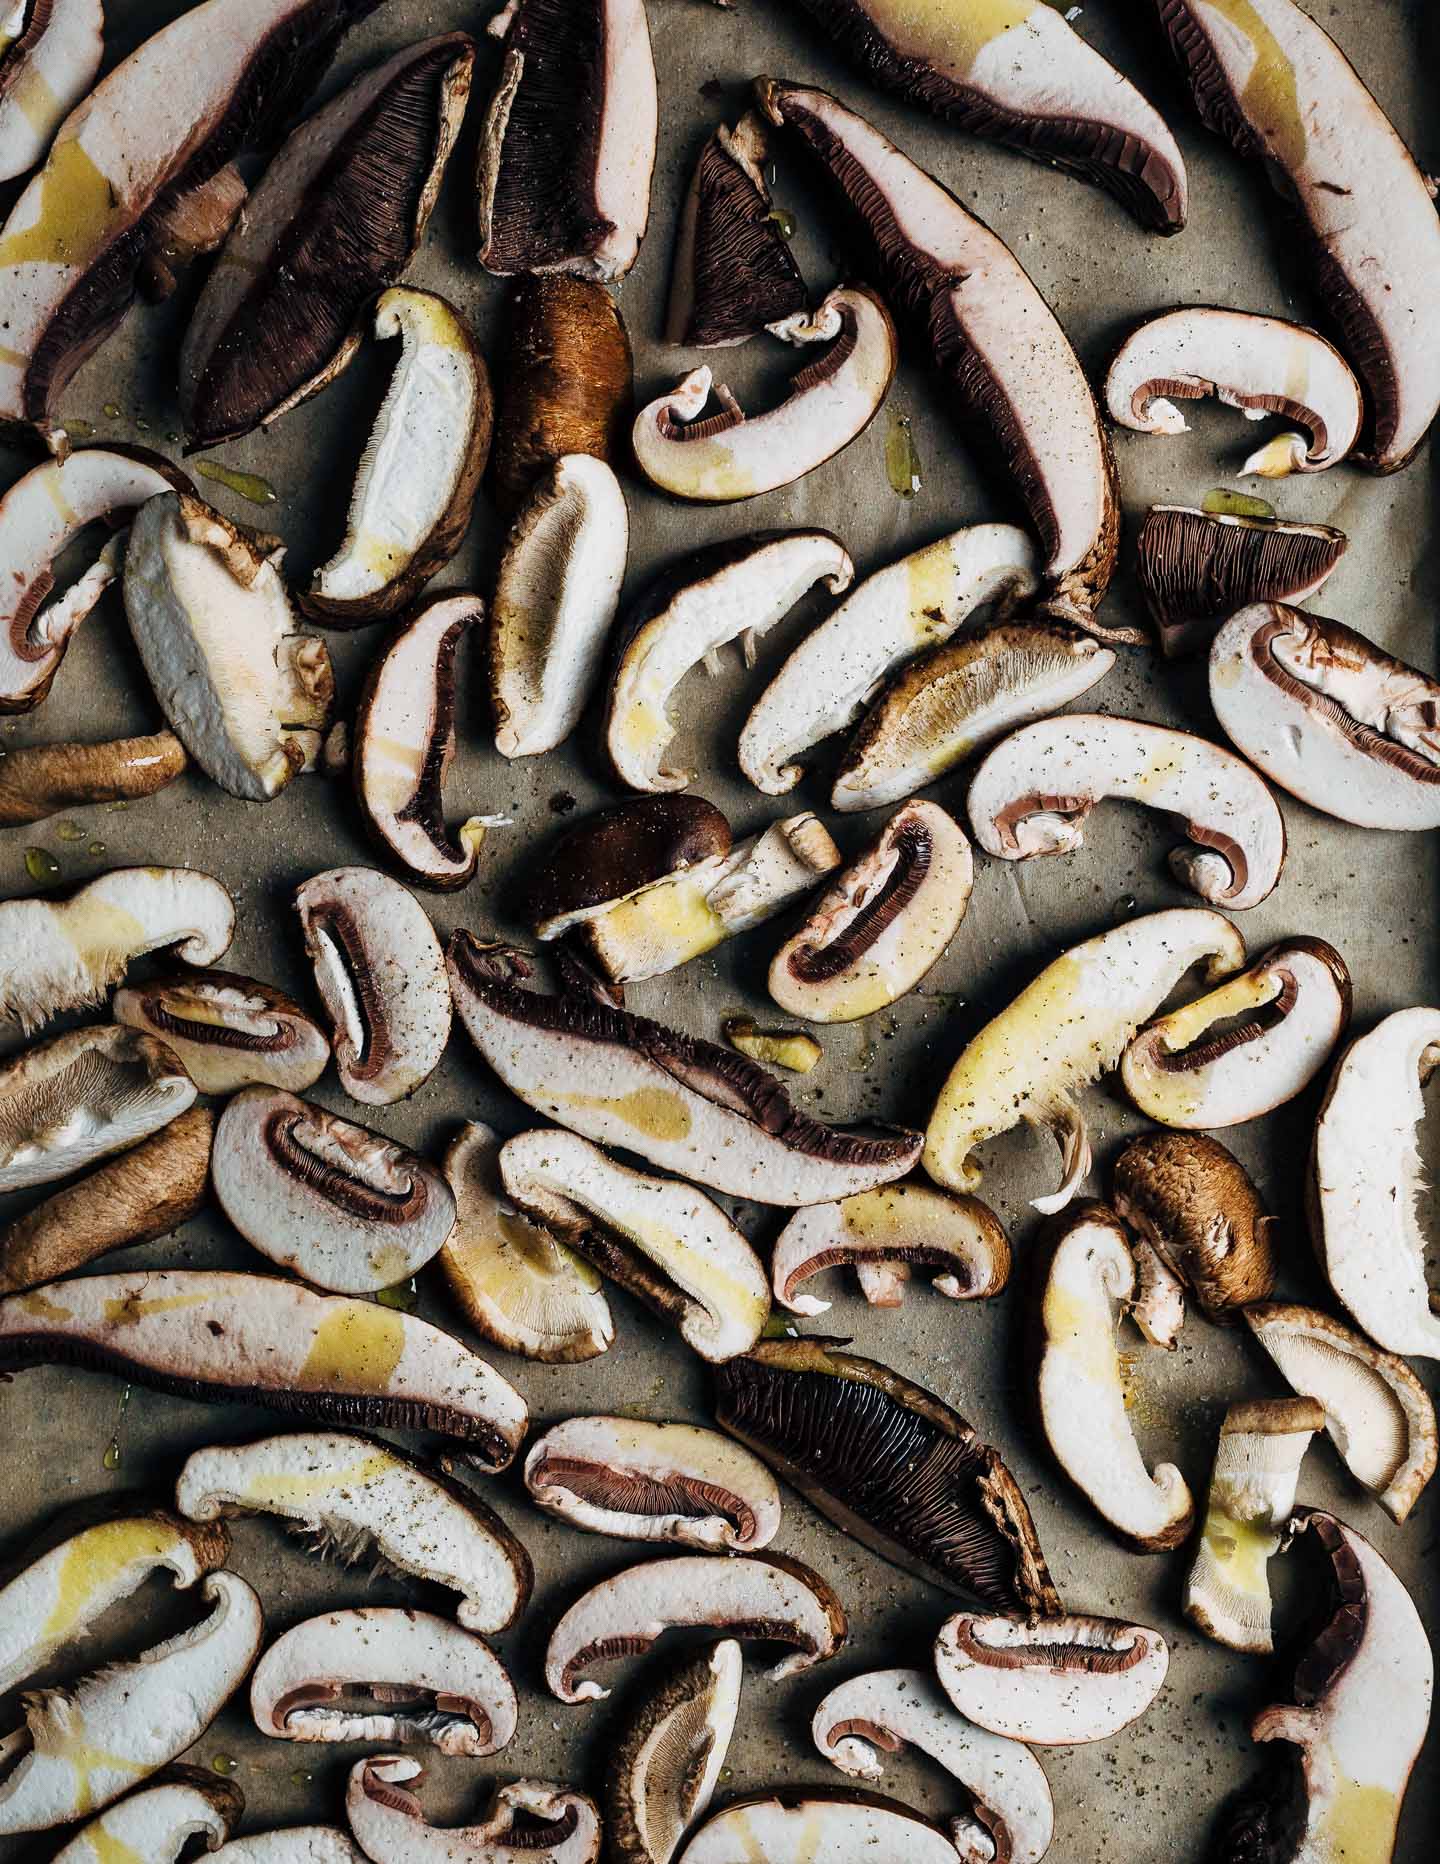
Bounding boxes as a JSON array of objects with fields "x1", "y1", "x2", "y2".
[
  {"x1": 0, "y1": 730, "x2": 187, "y2": 826},
  {"x1": 967, "y1": 714, "x2": 1286, "y2": 911},
  {"x1": 924, "y1": 909, "x2": 1247, "y2": 1213},
  {"x1": 633, "y1": 286, "x2": 898, "y2": 502},
  {"x1": 607, "y1": 1639, "x2": 742, "y2": 1864},
  {"x1": 934, "y1": 1613, "x2": 1168, "y2": 1746},
  {"x1": 524, "y1": 1417, "x2": 781, "y2": 1550},
  {"x1": 0, "y1": 0, "x2": 104, "y2": 184},
  {"x1": 213, "y1": 1831, "x2": 365, "y2": 1864},
  {"x1": 771, "y1": 1183, "x2": 1009, "y2": 1315},
  {"x1": 678, "y1": 1789, "x2": 961, "y2": 1863},
  {"x1": 53, "y1": 1776, "x2": 242, "y2": 1864},
  {"x1": 714, "y1": 1339, "x2": 1058, "y2": 1613},
  {"x1": 348, "y1": 1758, "x2": 601, "y2": 1864},
  {"x1": 115, "y1": 969, "x2": 330, "y2": 1095},
  {"x1": 447, "y1": 932, "x2": 923, "y2": 1205}
]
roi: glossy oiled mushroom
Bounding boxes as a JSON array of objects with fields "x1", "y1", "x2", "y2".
[
  {"x1": 771, "y1": 1182, "x2": 1009, "y2": 1314},
  {"x1": 934, "y1": 1613, "x2": 1169, "y2": 1746},
  {"x1": 0, "y1": 0, "x2": 104, "y2": 183},
  {"x1": 348, "y1": 1758, "x2": 601, "y2": 1864},
  {"x1": 606, "y1": 1641, "x2": 742, "y2": 1864}
]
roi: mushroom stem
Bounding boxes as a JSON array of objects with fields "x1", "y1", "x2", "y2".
[{"x1": 0, "y1": 730, "x2": 187, "y2": 825}]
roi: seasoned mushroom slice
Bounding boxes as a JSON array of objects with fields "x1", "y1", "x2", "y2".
[
  {"x1": 349, "y1": 1758, "x2": 601, "y2": 1864},
  {"x1": 772, "y1": 1183, "x2": 1009, "y2": 1314},
  {"x1": 0, "y1": 0, "x2": 104, "y2": 184},
  {"x1": 213, "y1": 1831, "x2": 364, "y2": 1864},
  {"x1": 524, "y1": 1417, "x2": 781, "y2": 1550},
  {"x1": 679, "y1": 1789, "x2": 967, "y2": 1863},
  {"x1": 521, "y1": 797, "x2": 733, "y2": 939},
  {"x1": 633, "y1": 287, "x2": 898, "y2": 502},
  {"x1": 115, "y1": 969, "x2": 329, "y2": 1095},
  {"x1": 608, "y1": 1640, "x2": 742, "y2": 1864},
  {"x1": 0, "y1": 731, "x2": 188, "y2": 826},
  {"x1": 934, "y1": 1613, "x2": 1168, "y2": 1746},
  {"x1": 52, "y1": 1777, "x2": 242, "y2": 1864}
]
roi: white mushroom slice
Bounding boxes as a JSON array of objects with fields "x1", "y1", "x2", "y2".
[
  {"x1": 812, "y1": 1668, "x2": 1054, "y2": 1864},
  {"x1": 1311, "y1": 1006, "x2": 1440, "y2": 1359},
  {"x1": 1209, "y1": 603, "x2": 1440, "y2": 830},
  {"x1": 605, "y1": 531, "x2": 854, "y2": 792},
  {"x1": 739, "y1": 524, "x2": 1038, "y2": 796},
  {"x1": 213, "y1": 1831, "x2": 365, "y2": 1864},
  {"x1": 114, "y1": 967, "x2": 331, "y2": 1094},
  {"x1": 934, "y1": 1613, "x2": 1169, "y2": 1746},
  {"x1": 177, "y1": 1431, "x2": 532, "y2": 1633},
  {"x1": 524, "y1": 1417, "x2": 781, "y2": 1551},
  {"x1": 1036, "y1": 1202, "x2": 1194, "y2": 1551},
  {"x1": 924, "y1": 908, "x2": 1247, "y2": 1213},
  {"x1": 499, "y1": 1128, "x2": 770, "y2": 1361},
  {"x1": 545, "y1": 1551, "x2": 846, "y2": 1703},
  {"x1": 678, "y1": 1791, "x2": 961, "y2": 1863},
  {"x1": 50, "y1": 1776, "x2": 240, "y2": 1864},
  {"x1": 967, "y1": 714, "x2": 1286, "y2": 911},
  {"x1": 348, "y1": 1758, "x2": 601, "y2": 1864},
  {"x1": 772, "y1": 1183, "x2": 1009, "y2": 1314},
  {"x1": 490, "y1": 454, "x2": 628, "y2": 758},
  {"x1": 632, "y1": 286, "x2": 898, "y2": 503},
  {"x1": 608, "y1": 1639, "x2": 742, "y2": 1864},
  {"x1": 769, "y1": 801, "x2": 972, "y2": 1022},
  {"x1": 0, "y1": 1569, "x2": 262, "y2": 1835},
  {"x1": 0, "y1": 0, "x2": 104, "y2": 183},
  {"x1": 1121, "y1": 937, "x2": 1350, "y2": 1128}
]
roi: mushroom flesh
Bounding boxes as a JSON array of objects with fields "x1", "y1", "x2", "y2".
[
  {"x1": 0, "y1": 730, "x2": 188, "y2": 826},
  {"x1": 115, "y1": 969, "x2": 330, "y2": 1095},
  {"x1": 348, "y1": 1757, "x2": 601, "y2": 1864},
  {"x1": 724, "y1": 1019, "x2": 821, "y2": 1074},
  {"x1": 0, "y1": 0, "x2": 104, "y2": 184},
  {"x1": 212, "y1": 1830, "x2": 364, "y2": 1864},
  {"x1": 771, "y1": 1182, "x2": 1009, "y2": 1314},
  {"x1": 934, "y1": 1612, "x2": 1169, "y2": 1746},
  {"x1": 51, "y1": 1777, "x2": 242, "y2": 1864},
  {"x1": 678, "y1": 1790, "x2": 959, "y2": 1863},
  {"x1": 607, "y1": 1639, "x2": 742, "y2": 1864}
]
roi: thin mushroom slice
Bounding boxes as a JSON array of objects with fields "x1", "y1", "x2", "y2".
[
  {"x1": 0, "y1": 730, "x2": 187, "y2": 826},
  {"x1": 678, "y1": 1789, "x2": 965, "y2": 1863},
  {"x1": 934, "y1": 1613, "x2": 1168, "y2": 1746},
  {"x1": 607, "y1": 1639, "x2": 742, "y2": 1864},
  {"x1": 52, "y1": 1776, "x2": 242, "y2": 1864},
  {"x1": 0, "y1": 0, "x2": 104, "y2": 184},
  {"x1": 213, "y1": 1831, "x2": 365, "y2": 1864},
  {"x1": 348, "y1": 1757, "x2": 601, "y2": 1864},
  {"x1": 771, "y1": 1183, "x2": 1009, "y2": 1315},
  {"x1": 115, "y1": 969, "x2": 330, "y2": 1095}
]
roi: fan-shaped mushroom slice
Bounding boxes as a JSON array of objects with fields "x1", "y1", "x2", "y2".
[
  {"x1": 1036, "y1": 1202, "x2": 1194, "y2": 1551},
  {"x1": 812, "y1": 1668, "x2": 1054, "y2": 1864},
  {"x1": 213, "y1": 1831, "x2": 364, "y2": 1864},
  {"x1": 115, "y1": 969, "x2": 329, "y2": 1095},
  {"x1": 924, "y1": 909, "x2": 1247, "y2": 1213},
  {"x1": 349, "y1": 1758, "x2": 601, "y2": 1864},
  {"x1": 177, "y1": 1431, "x2": 531, "y2": 1631},
  {"x1": 448, "y1": 933, "x2": 923, "y2": 1206},
  {"x1": 0, "y1": 730, "x2": 187, "y2": 825},
  {"x1": 0, "y1": 0, "x2": 104, "y2": 184},
  {"x1": 714, "y1": 1339, "x2": 1058, "y2": 1613},
  {"x1": 525, "y1": 1417, "x2": 781, "y2": 1551},
  {"x1": 934, "y1": 1613, "x2": 1168, "y2": 1746},
  {"x1": 54, "y1": 1775, "x2": 242, "y2": 1864},
  {"x1": 607, "y1": 1639, "x2": 742, "y2": 1864},
  {"x1": 678, "y1": 1789, "x2": 959, "y2": 1863},
  {"x1": 772, "y1": 1183, "x2": 1009, "y2": 1315},
  {"x1": 633, "y1": 287, "x2": 897, "y2": 503}
]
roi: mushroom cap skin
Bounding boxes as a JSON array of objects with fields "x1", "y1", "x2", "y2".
[
  {"x1": 0, "y1": 730, "x2": 189, "y2": 827},
  {"x1": 520, "y1": 796, "x2": 734, "y2": 938},
  {"x1": 49, "y1": 1775, "x2": 243, "y2": 1864},
  {"x1": 935, "y1": 1613, "x2": 1169, "y2": 1747},
  {"x1": 677, "y1": 1788, "x2": 960, "y2": 1863},
  {"x1": 212, "y1": 1830, "x2": 366, "y2": 1864},
  {"x1": 347, "y1": 1757, "x2": 602, "y2": 1864},
  {"x1": 524, "y1": 1416, "x2": 782, "y2": 1551},
  {"x1": 606, "y1": 1638, "x2": 743, "y2": 1864},
  {"x1": 115, "y1": 968, "x2": 330, "y2": 1096},
  {"x1": 770, "y1": 1182, "x2": 1009, "y2": 1315},
  {"x1": 1209, "y1": 602, "x2": 1440, "y2": 831},
  {"x1": 0, "y1": 0, "x2": 104, "y2": 185}
]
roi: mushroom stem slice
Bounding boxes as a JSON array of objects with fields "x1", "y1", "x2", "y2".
[
  {"x1": 771, "y1": 1182, "x2": 1009, "y2": 1315},
  {"x1": 607, "y1": 1639, "x2": 743, "y2": 1864},
  {"x1": 51, "y1": 1777, "x2": 242, "y2": 1864},
  {"x1": 114, "y1": 969, "x2": 331, "y2": 1095},
  {"x1": 0, "y1": 730, "x2": 188, "y2": 826},
  {"x1": 678, "y1": 1790, "x2": 960, "y2": 1863},
  {"x1": 0, "y1": 0, "x2": 104, "y2": 184},
  {"x1": 348, "y1": 1757, "x2": 602, "y2": 1864},
  {"x1": 724, "y1": 1019, "x2": 821, "y2": 1074},
  {"x1": 934, "y1": 1612, "x2": 1168, "y2": 1746}
]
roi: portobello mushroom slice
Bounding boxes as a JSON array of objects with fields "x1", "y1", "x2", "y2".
[
  {"x1": 115, "y1": 969, "x2": 330, "y2": 1095},
  {"x1": 0, "y1": 730, "x2": 187, "y2": 825},
  {"x1": 348, "y1": 1758, "x2": 601, "y2": 1864},
  {"x1": 713, "y1": 1339, "x2": 1059, "y2": 1613},
  {"x1": 606, "y1": 1639, "x2": 742, "y2": 1864},
  {"x1": 771, "y1": 1182, "x2": 1009, "y2": 1314},
  {"x1": 934, "y1": 1612, "x2": 1168, "y2": 1745},
  {"x1": 181, "y1": 34, "x2": 475, "y2": 450},
  {"x1": 52, "y1": 1776, "x2": 242, "y2": 1864},
  {"x1": 213, "y1": 1832, "x2": 364, "y2": 1864},
  {"x1": 678, "y1": 1789, "x2": 959, "y2": 1862},
  {"x1": 0, "y1": 0, "x2": 103, "y2": 184}
]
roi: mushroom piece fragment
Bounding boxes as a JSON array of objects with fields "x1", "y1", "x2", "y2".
[
  {"x1": 0, "y1": 731, "x2": 188, "y2": 826},
  {"x1": 678, "y1": 1791, "x2": 960, "y2": 1864},
  {"x1": 607, "y1": 1640, "x2": 743, "y2": 1864},
  {"x1": 212, "y1": 1831, "x2": 364, "y2": 1864},
  {"x1": 723, "y1": 1020, "x2": 821, "y2": 1074},
  {"x1": 115, "y1": 970, "x2": 329, "y2": 1095},
  {"x1": 771, "y1": 1183, "x2": 1009, "y2": 1314},
  {"x1": 934, "y1": 1613, "x2": 1169, "y2": 1746},
  {"x1": 0, "y1": 0, "x2": 104, "y2": 184},
  {"x1": 348, "y1": 1757, "x2": 602, "y2": 1864},
  {"x1": 51, "y1": 1776, "x2": 242, "y2": 1864}
]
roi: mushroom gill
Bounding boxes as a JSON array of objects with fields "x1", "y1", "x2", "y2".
[
  {"x1": 606, "y1": 1639, "x2": 743, "y2": 1864},
  {"x1": 348, "y1": 1758, "x2": 601, "y2": 1864}
]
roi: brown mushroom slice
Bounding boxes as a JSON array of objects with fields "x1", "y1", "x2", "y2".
[
  {"x1": 607, "y1": 1639, "x2": 742, "y2": 1864},
  {"x1": 53, "y1": 1777, "x2": 242, "y2": 1864},
  {"x1": 714, "y1": 1339, "x2": 1059, "y2": 1614},
  {"x1": 934, "y1": 1613, "x2": 1168, "y2": 1746},
  {"x1": 181, "y1": 34, "x2": 475, "y2": 450},
  {"x1": 348, "y1": 1758, "x2": 601, "y2": 1864},
  {"x1": 633, "y1": 286, "x2": 898, "y2": 503},
  {"x1": 0, "y1": 730, "x2": 187, "y2": 826},
  {"x1": 723, "y1": 1020, "x2": 820, "y2": 1074},
  {"x1": 771, "y1": 1183, "x2": 1008, "y2": 1315},
  {"x1": 678, "y1": 1790, "x2": 959, "y2": 1864},
  {"x1": 212, "y1": 1830, "x2": 363, "y2": 1864},
  {"x1": 0, "y1": 0, "x2": 103, "y2": 183},
  {"x1": 521, "y1": 796, "x2": 734, "y2": 940},
  {"x1": 114, "y1": 969, "x2": 330, "y2": 1095}
]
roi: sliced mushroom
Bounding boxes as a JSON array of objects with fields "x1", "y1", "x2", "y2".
[
  {"x1": 213, "y1": 1830, "x2": 365, "y2": 1864},
  {"x1": 771, "y1": 1183, "x2": 1008, "y2": 1315},
  {"x1": 0, "y1": 0, "x2": 104, "y2": 184},
  {"x1": 679, "y1": 1789, "x2": 971, "y2": 1862},
  {"x1": 723, "y1": 1019, "x2": 821, "y2": 1074},
  {"x1": 521, "y1": 796, "x2": 733, "y2": 939},
  {"x1": 739, "y1": 524, "x2": 1039, "y2": 796},
  {"x1": 52, "y1": 1776, "x2": 242, "y2": 1864},
  {"x1": 714, "y1": 1339, "x2": 1058, "y2": 1613},
  {"x1": 348, "y1": 1758, "x2": 601, "y2": 1864},
  {"x1": 0, "y1": 729, "x2": 187, "y2": 826},
  {"x1": 177, "y1": 1430, "x2": 532, "y2": 1631},
  {"x1": 632, "y1": 286, "x2": 898, "y2": 503},
  {"x1": 525, "y1": 1417, "x2": 781, "y2": 1551},
  {"x1": 115, "y1": 969, "x2": 330, "y2": 1095},
  {"x1": 447, "y1": 933, "x2": 923, "y2": 1205},
  {"x1": 934, "y1": 1613, "x2": 1168, "y2": 1746},
  {"x1": 607, "y1": 1639, "x2": 742, "y2": 1864},
  {"x1": 924, "y1": 908, "x2": 1247, "y2": 1213}
]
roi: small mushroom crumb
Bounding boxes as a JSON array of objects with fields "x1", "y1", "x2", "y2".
[{"x1": 725, "y1": 1017, "x2": 822, "y2": 1074}]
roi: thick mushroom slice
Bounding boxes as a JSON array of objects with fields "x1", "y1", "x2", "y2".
[
  {"x1": 678, "y1": 1789, "x2": 964, "y2": 1863},
  {"x1": 52, "y1": 1776, "x2": 242, "y2": 1864},
  {"x1": 924, "y1": 909, "x2": 1247, "y2": 1213},
  {"x1": 0, "y1": 730, "x2": 188, "y2": 826},
  {"x1": 213, "y1": 1831, "x2": 364, "y2": 1864},
  {"x1": 607, "y1": 1639, "x2": 742, "y2": 1864},
  {"x1": 633, "y1": 286, "x2": 898, "y2": 503},
  {"x1": 115, "y1": 969, "x2": 330, "y2": 1095},
  {"x1": 348, "y1": 1758, "x2": 601, "y2": 1864},
  {"x1": 0, "y1": 0, "x2": 104, "y2": 184},
  {"x1": 714, "y1": 1339, "x2": 1059, "y2": 1613},
  {"x1": 524, "y1": 1417, "x2": 781, "y2": 1550},
  {"x1": 771, "y1": 1183, "x2": 1009, "y2": 1314},
  {"x1": 447, "y1": 932, "x2": 923, "y2": 1205},
  {"x1": 520, "y1": 796, "x2": 734, "y2": 939},
  {"x1": 934, "y1": 1613, "x2": 1168, "y2": 1746}
]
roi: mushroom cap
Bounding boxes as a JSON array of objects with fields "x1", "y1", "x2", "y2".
[
  {"x1": 1110, "y1": 1130, "x2": 1274, "y2": 1321},
  {"x1": 0, "y1": 731, "x2": 189, "y2": 828},
  {"x1": 678, "y1": 1788, "x2": 964, "y2": 1862},
  {"x1": 49, "y1": 1776, "x2": 242, "y2": 1864},
  {"x1": 606, "y1": 1638, "x2": 743, "y2": 1864},
  {"x1": 115, "y1": 967, "x2": 330, "y2": 1095},
  {"x1": 347, "y1": 1757, "x2": 602, "y2": 1864},
  {"x1": 934, "y1": 1612, "x2": 1169, "y2": 1746},
  {"x1": 518, "y1": 796, "x2": 734, "y2": 936}
]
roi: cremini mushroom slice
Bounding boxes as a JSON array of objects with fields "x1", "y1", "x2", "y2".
[
  {"x1": 0, "y1": 1569, "x2": 262, "y2": 1835},
  {"x1": 177, "y1": 1430, "x2": 532, "y2": 1630},
  {"x1": 296, "y1": 867, "x2": 452, "y2": 1103},
  {"x1": 967, "y1": 714, "x2": 1287, "y2": 912},
  {"x1": 769, "y1": 801, "x2": 972, "y2": 1022},
  {"x1": 524, "y1": 1417, "x2": 782, "y2": 1551},
  {"x1": 924, "y1": 908, "x2": 1247, "y2": 1213},
  {"x1": 714, "y1": 1339, "x2": 1058, "y2": 1613},
  {"x1": 520, "y1": 795, "x2": 734, "y2": 940},
  {"x1": 606, "y1": 531, "x2": 854, "y2": 792},
  {"x1": 115, "y1": 969, "x2": 330, "y2": 1095},
  {"x1": 771, "y1": 1183, "x2": 1009, "y2": 1315},
  {"x1": 544, "y1": 1550, "x2": 846, "y2": 1703},
  {"x1": 213, "y1": 1831, "x2": 364, "y2": 1864},
  {"x1": 723, "y1": 1019, "x2": 820, "y2": 1074},
  {"x1": 812, "y1": 1668, "x2": 1054, "y2": 1864},
  {"x1": 606, "y1": 1638, "x2": 742, "y2": 1864},
  {"x1": 448, "y1": 933, "x2": 923, "y2": 1205},
  {"x1": 181, "y1": 34, "x2": 475, "y2": 450},
  {"x1": 1036, "y1": 1202, "x2": 1194, "y2": 1552},
  {"x1": 348, "y1": 1758, "x2": 601, "y2": 1864},
  {"x1": 934, "y1": 1613, "x2": 1169, "y2": 1746},
  {"x1": 52, "y1": 1776, "x2": 242, "y2": 1864},
  {"x1": 679, "y1": 1790, "x2": 959, "y2": 1863},
  {"x1": 633, "y1": 286, "x2": 898, "y2": 503},
  {"x1": 0, "y1": 730, "x2": 187, "y2": 826},
  {"x1": 309, "y1": 291, "x2": 492, "y2": 624},
  {"x1": 0, "y1": 0, "x2": 103, "y2": 183},
  {"x1": 1121, "y1": 937, "x2": 1351, "y2": 1129},
  {"x1": 1209, "y1": 602, "x2": 1440, "y2": 830}
]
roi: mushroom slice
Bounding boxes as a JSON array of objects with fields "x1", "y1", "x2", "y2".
[
  {"x1": 53, "y1": 1776, "x2": 242, "y2": 1864},
  {"x1": 924, "y1": 909, "x2": 1247, "y2": 1213},
  {"x1": 251, "y1": 1607, "x2": 516, "y2": 1757},
  {"x1": 1036, "y1": 1202, "x2": 1194, "y2": 1552},
  {"x1": 521, "y1": 796, "x2": 734, "y2": 940},
  {"x1": 115, "y1": 969, "x2": 330, "y2": 1095},
  {"x1": 769, "y1": 801, "x2": 972, "y2": 1022},
  {"x1": 0, "y1": 1271, "x2": 528, "y2": 1465},
  {"x1": 1244, "y1": 1302, "x2": 1438, "y2": 1527},
  {"x1": 1209, "y1": 603, "x2": 1440, "y2": 830},
  {"x1": 295, "y1": 868, "x2": 451, "y2": 1103},
  {"x1": 739, "y1": 525, "x2": 1039, "y2": 796},
  {"x1": 632, "y1": 286, "x2": 898, "y2": 503},
  {"x1": 771, "y1": 1183, "x2": 1009, "y2": 1315},
  {"x1": 524, "y1": 1417, "x2": 781, "y2": 1551},
  {"x1": 714, "y1": 1339, "x2": 1058, "y2": 1614},
  {"x1": 0, "y1": 730, "x2": 188, "y2": 826},
  {"x1": 607, "y1": 1639, "x2": 741, "y2": 1864},
  {"x1": 723, "y1": 1020, "x2": 820, "y2": 1074},
  {"x1": 181, "y1": 34, "x2": 475, "y2": 450},
  {"x1": 0, "y1": 0, "x2": 103, "y2": 184},
  {"x1": 678, "y1": 1789, "x2": 961, "y2": 1863},
  {"x1": 0, "y1": 1569, "x2": 262, "y2": 1835},
  {"x1": 213, "y1": 1831, "x2": 364, "y2": 1864},
  {"x1": 124, "y1": 492, "x2": 335, "y2": 802},
  {"x1": 447, "y1": 933, "x2": 923, "y2": 1206},
  {"x1": 934, "y1": 1613, "x2": 1168, "y2": 1747},
  {"x1": 544, "y1": 1551, "x2": 846, "y2": 1703},
  {"x1": 606, "y1": 531, "x2": 854, "y2": 792},
  {"x1": 1121, "y1": 937, "x2": 1350, "y2": 1129},
  {"x1": 348, "y1": 1758, "x2": 601, "y2": 1864},
  {"x1": 967, "y1": 714, "x2": 1286, "y2": 911},
  {"x1": 499, "y1": 1128, "x2": 770, "y2": 1362},
  {"x1": 309, "y1": 292, "x2": 492, "y2": 624},
  {"x1": 757, "y1": 80, "x2": 1125, "y2": 636},
  {"x1": 177, "y1": 1431, "x2": 532, "y2": 1631},
  {"x1": 811, "y1": 1668, "x2": 1054, "y2": 1864}
]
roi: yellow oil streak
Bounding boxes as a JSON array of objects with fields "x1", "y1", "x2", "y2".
[
  {"x1": 879, "y1": 0, "x2": 1035, "y2": 71},
  {"x1": 1312, "y1": 1778, "x2": 1398, "y2": 1864},
  {"x1": 102, "y1": 1293, "x2": 208, "y2": 1326},
  {"x1": 41, "y1": 1519, "x2": 178, "y2": 1641},
  {"x1": 551, "y1": 1088, "x2": 693, "y2": 1143},
  {"x1": 242, "y1": 1451, "x2": 394, "y2": 1509},
  {"x1": 298, "y1": 1302, "x2": 407, "y2": 1391},
  {"x1": 1201, "y1": 0, "x2": 1306, "y2": 173},
  {"x1": 20, "y1": 1288, "x2": 73, "y2": 1321},
  {"x1": 0, "y1": 137, "x2": 119, "y2": 268}
]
